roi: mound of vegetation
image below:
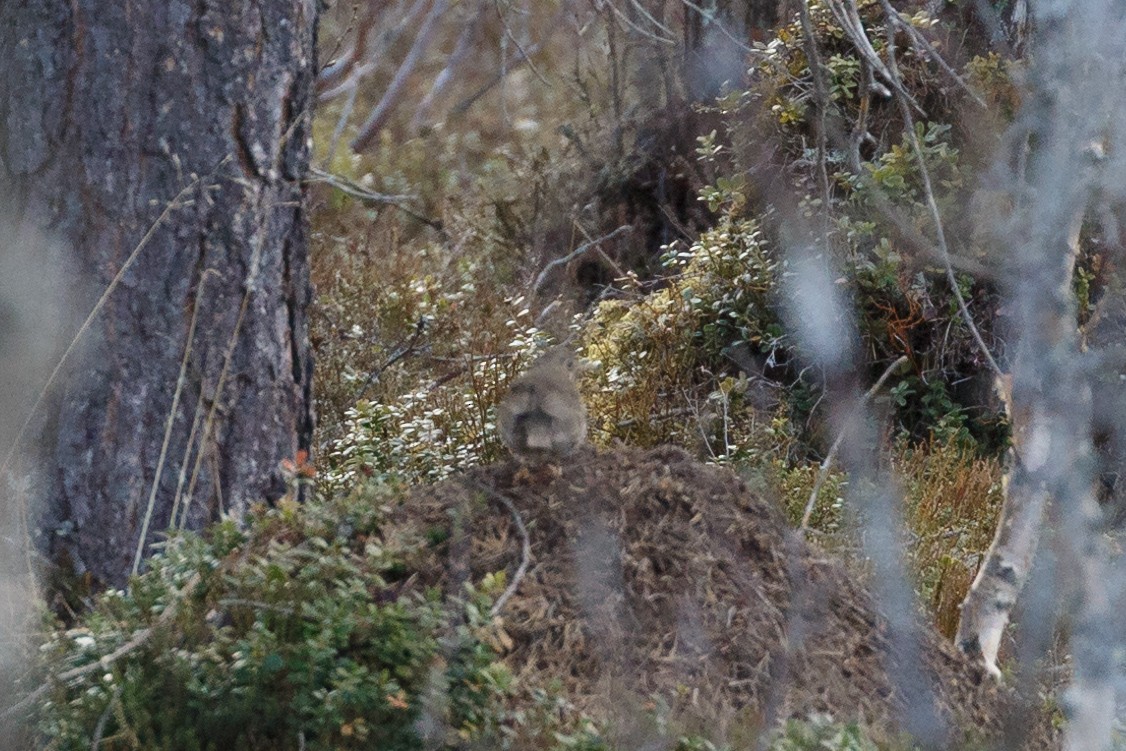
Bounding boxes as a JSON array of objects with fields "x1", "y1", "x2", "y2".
[{"x1": 393, "y1": 445, "x2": 1053, "y2": 748}]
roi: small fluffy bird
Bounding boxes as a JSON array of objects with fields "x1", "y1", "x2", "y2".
[{"x1": 497, "y1": 346, "x2": 588, "y2": 463}]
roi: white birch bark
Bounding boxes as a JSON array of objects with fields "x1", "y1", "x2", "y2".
[{"x1": 954, "y1": 2, "x2": 1123, "y2": 746}]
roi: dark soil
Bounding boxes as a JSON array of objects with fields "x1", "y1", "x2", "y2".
[{"x1": 393, "y1": 445, "x2": 1055, "y2": 748}]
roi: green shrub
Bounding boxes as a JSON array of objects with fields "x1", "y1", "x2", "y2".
[
  {"x1": 33, "y1": 489, "x2": 509, "y2": 751},
  {"x1": 583, "y1": 213, "x2": 786, "y2": 462},
  {"x1": 771, "y1": 714, "x2": 878, "y2": 751}
]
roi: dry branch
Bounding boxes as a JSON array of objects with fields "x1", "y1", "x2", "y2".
[
  {"x1": 532, "y1": 225, "x2": 633, "y2": 294},
  {"x1": 875, "y1": 0, "x2": 1002, "y2": 378},
  {"x1": 461, "y1": 479, "x2": 531, "y2": 618},
  {"x1": 0, "y1": 573, "x2": 201, "y2": 722},
  {"x1": 352, "y1": 0, "x2": 450, "y2": 151}
]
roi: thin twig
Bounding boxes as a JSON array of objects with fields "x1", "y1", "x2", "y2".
[
  {"x1": 824, "y1": 0, "x2": 923, "y2": 114},
  {"x1": 181, "y1": 198, "x2": 276, "y2": 524},
  {"x1": 677, "y1": 0, "x2": 754, "y2": 54},
  {"x1": 860, "y1": 187, "x2": 994, "y2": 278},
  {"x1": 319, "y1": 0, "x2": 425, "y2": 99},
  {"x1": 847, "y1": 58, "x2": 873, "y2": 173},
  {"x1": 173, "y1": 387, "x2": 209, "y2": 530},
  {"x1": 352, "y1": 0, "x2": 450, "y2": 152},
  {"x1": 800, "y1": 355, "x2": 908, "y2": 531},
  {"x1": 492, "y1": 0, "x2": 553, "y2": 86},
  {"x1": 182, "y1": 286, "x2": 252, "y2": 525},
  {"x1": 602, "y1": 0, "x2": 677, "y2": 45},
  {"x1": 0, "y1": 166, "x2": 221, "y2": 484},
  {"x1": 628, "y1": 0, "x2": 676, "y2": 39},
  {"x1": 132, "y1": 269, "x2": 217, "y2": 576},
  {"x1": 355, "y1": 317, "x2": 428, "y2": 402},
  {"x1": 532, "y1": 225, "x2": 633, "y2": 294},
  {"x1": 89, "y1": 684, "x2": 122, "y2": 751},
  {"x1": 450, "y1": 42, "x2": 542, "y2": 117},
  {"x1": 216, "y1": 598, "x2": 300, "y2": 617},
  {"x1": 463, "y1": 479, "x2": 531, "y2": 618},
  {"x1": 316, "y1": 1, "x2": 368, "y2": 89},
  {"x1": 798, "y1": 0, "x2": 834, "y2": 240},
  {"x1": 0, "y1": 573, "x2": 200, "y2": 722},
  {"x1": 317, "y1": 61, "x2": 378, "y2": 103},
  {"x1": 306, "y1": 167, "x2": 444, "y2": 233},
  {"x1": 886, "y1": 9, "x2": 987, "y2": 108},
  {"x1": 306, "y1": 167, "x2": 416, "y2": 203},
  {"x1": 410, "y1": 0, "x2": 488, "y2": 131},
  {"x1": 321, "y1": 78, "x2": 363, "y2": 169}
]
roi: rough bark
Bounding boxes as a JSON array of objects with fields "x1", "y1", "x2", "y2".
[{"x1": 0, "y1": 0, "x2": 318, "y2": 587}]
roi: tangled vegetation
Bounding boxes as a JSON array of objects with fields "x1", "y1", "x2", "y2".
[
  {"x1": 26, "y1": 474, "x2": 902, "y2": 751},
  {"x1": 22, "y1": 1, "x2": 1056, "y2": 748},
  {"x1": 308, "y1": 0, "x2": 1018, "y2": 708},
  {"x1": 31, "y1": 488, "x2": 508, "y2": 751}
]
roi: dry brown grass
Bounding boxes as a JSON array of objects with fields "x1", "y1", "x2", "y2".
[
  {"x1": 895, "y1": 440, "x2": 1004, "y2": 638},
  {"x1": 389, "y1": 445, "x2": 1049, "y2": 746}
]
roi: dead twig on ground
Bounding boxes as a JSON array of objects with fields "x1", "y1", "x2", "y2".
[{"x1": 462, "y1": 479, "x2": 531, "y2": 618}]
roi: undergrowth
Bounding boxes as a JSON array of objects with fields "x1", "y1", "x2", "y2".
[
  {"x1": 295, "y1": 0, "x2": 1031, "y2": 743},
  {"x1": 310, "y1": 0, "x2": 1018, "y2": 631},
  {"x1": 33, "y1": 488, "x2": 509, "y2": 751},
  {"x1": 11, "y1": 2, "x2": 1067, "y2": 749},
  {"x1": 26, "y1": 482, "x2": 906, "y2": 750}
]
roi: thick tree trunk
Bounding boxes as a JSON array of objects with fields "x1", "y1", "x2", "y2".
[{"x1": 0, "y1": 1, "x2": 317, "y2": 587}]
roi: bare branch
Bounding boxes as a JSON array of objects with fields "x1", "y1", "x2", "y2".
[
  {"x1": 451, "y1": 41, "x2": 542, "y2": 117},
  {"x1": 492, "y1": 0, "x2": 553, "y2": 88},
  {"x1": 0, "y1": 573, "x2": 201, "y2": 722},
  {"x1": 602, "y1": 0, "x2": 677, "y2": 45},
  {"x1": 352, "y1": 0, "x2": 450, "y2": 152},
  {"x1": 884, "y1": 8, "x2": 987, "y2": 108},
  {"x1": 797, "y1": 0, "x2": 833, "y2": 239},
  {"x1": 676, "y1": 0, "x2": 754, "y2": 54},
  {"x1": 532, "y1": 225, "x2": 633, "y2": 294},
  {"x1": 462, "y1": 479, "x2": 532, "y2": 618},
  {"x1": 410, "y1": 0, "x2": 489, "y2": 131},
  {"x1": 355, "y1": 317, "x2": 429, "y2": 402},
  {"x1": 306, "y1": 167, "x2": 446, "y2": 234},
  {"x1": 317, "y1": 0, "x2": 381, "y2": 92},
  {"x1": 824, "y1": 0, "x2": 923, "y2": 114},
  {"x1": 876, "y1": 0, "x2": 1003, "y2": 378}
]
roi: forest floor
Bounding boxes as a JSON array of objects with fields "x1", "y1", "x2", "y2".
[{"x1": 390, "y1": 445, "x2": 1057, "y2": 748}]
